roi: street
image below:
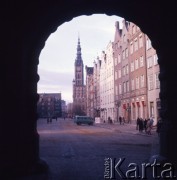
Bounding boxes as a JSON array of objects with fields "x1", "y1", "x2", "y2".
[{"x1": 35, "y1": 118, "x2": 160, "y2": 180}]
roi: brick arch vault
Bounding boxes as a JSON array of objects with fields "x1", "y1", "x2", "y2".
[{"x1": 1, "y1": 0, "x2": 177, "y2": 178}]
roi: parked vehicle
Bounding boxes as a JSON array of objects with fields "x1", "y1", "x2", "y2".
[{"x1": 74, "y1": 115, "x2": 94, "y2": 125}]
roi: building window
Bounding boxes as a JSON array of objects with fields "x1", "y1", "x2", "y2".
[
  {"x1": 155, "y1": 73, "x2": 160, "y2": 89},
  {"x1": 135, "y1": 58, "x2": 139, "y2": 70},
  {"x1": 123, "y1": 82, "x2": 126, "y2": 93},
  {"x1": 126, "y1": 64, "x2": 129, "y2": 74},
  {"x1": 134, "y1": 38, "x2": 138, "y2": 51},
  {"x1": 148, "y1": 74, "x2": 153, "y2": 90},
  {"x1": 136, "y1": 77, "x2": 139, "y2": 89},
  {"x1": 150, "y1": 102, "x2": 154, "y2": 117},
  {"x1": 147, "y1": 56, "x2": 153, "y2": 68},
  {"x1": 154, "y1": 54, "x2": 158, "y2": 65},
  {"x1": 115, "y1": 71, "x2": 117, "y2": 80},
  {"x1": 131, "y1": 61, "x2": 134, "y2": 72},
  {"x1": 123, "y1": 66, "x2": 126, "y2": 76},
  {"x1": 130, "y1": 42, "x2": 133, "y2": 54},
  {"x1": 118, "y1": 69, "x2": 121, "y2": 78},
  {"x1": 119, "y1": 84, "x2": 122, "y2": 94},
  {"x1": 146, "y1": 38, "x2": 152, "y2": 50},
  {"x1": 125, "y1": 48, "x2": 128, "y2": 58},
  {"x1": 139, "y1": 34, "x2": 143, "y2": 48},
  {"x1": 115, "y1": 43, "x2": 117, "y2": 50},
  {"x1": 140, "y1": 56, "x2": 144, "y2": 67},
  {"x1": 122, "y1": 50, "x2": 125, "y2": 59},
  {"x1": 140, "y1": 75, "x2": 145, "y2": 88},
  {"x1": 115, "y1": 85, "x2": 118, "y2": 95},
  {"x1": 131, "y1": 79, "x2": 135, "y2": 91},
  {"x1": 126, "y1": 81, "x2": 129, "y2": 92},
  {"x1": 118, "y1": 54, "x2": 121, "y2": 63}
]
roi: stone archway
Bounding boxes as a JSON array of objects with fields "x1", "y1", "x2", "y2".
[{"x1": 1, "y1": 1, "x2": 177, "y2": 177}]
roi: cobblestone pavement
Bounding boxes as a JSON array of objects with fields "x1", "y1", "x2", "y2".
[{"x1": 18, "y1": 118, "x2": 174, "y2": 180}]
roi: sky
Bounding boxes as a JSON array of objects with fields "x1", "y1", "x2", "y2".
[{"x1": 37, "y1": 14, "x2": 123, "y2": 104}]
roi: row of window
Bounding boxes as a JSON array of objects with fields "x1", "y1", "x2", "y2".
[
  {"x1": 100, "y1": 80, "x2": 114, "y2": 93},
  {"x1": 116, "y1": 75, "x2": 145, "y2": 94},
  {"x1": 148, "y1": 73, "x2": 160, "y2": 90},
  {"x1": 115, "y1": 72, "x2": 160, "y2": 95},
  {"x1": 100, "y1": 66, "x2": 114, "y2": 80},
  {"x1": 100, "y1": 93, "x2": 114, "y2": 105},
  {"x1": 147, "y1": 54, "x2": 158, "y2": 68},
  {"x1": 115, "y1": 36, "x2": 144, "y2": 63},
  {"x1": 115, "y1": 56, "x2": 144, "y2": 79},
  {"x1": 130, "y1": 35, "x2": 143, "y2": 54}
]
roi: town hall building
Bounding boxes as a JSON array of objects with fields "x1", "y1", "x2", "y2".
[{"x1": 72, "y1": 37, "x2": 86, "y2": 115}]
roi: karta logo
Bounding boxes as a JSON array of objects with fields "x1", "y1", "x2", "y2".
[{"x1": 104, "y1": 158, "x2": 176, "y2": 179}]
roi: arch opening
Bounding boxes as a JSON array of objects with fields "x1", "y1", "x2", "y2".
[{"x1": 36, "y1": 14, "x2": 161, "y2": 179}]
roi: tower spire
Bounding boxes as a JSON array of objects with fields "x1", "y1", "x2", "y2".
[{"x1": 75, "y1": 35, "x2": 83, "y2": 66}]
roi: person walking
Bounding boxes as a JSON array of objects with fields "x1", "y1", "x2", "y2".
[
  {"x1": 144, "y1": 119, "x2": 147, "y2": 132},
  {"x1": 156, "y1": 118, "x2": 162, "y2": 137},
  {"x1": 136, "y1": 117, "x2": 140, "y2": 130},
  {"x1": 119, "y1": 116, "x2": 122, "y2": 125},
  {"x1": 146, "y1": 117, "x2": 154, "y2": 135},
  {"x1": 139, "y1": 118, "x2": 144, "y2": 132}
]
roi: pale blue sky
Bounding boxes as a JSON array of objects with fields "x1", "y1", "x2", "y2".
[{"x1": 38, "y1": 14, "x2": 123, "y2": 104}]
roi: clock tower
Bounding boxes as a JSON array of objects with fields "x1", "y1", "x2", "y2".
[{"x1": 73, "y1": 37, "x2": 86, "y2": 115}]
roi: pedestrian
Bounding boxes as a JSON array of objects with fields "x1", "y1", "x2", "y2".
[
  {"x1": 136, "y1": 117, "x2": 140, "y2": 130},
  {"x1": 146, "y1": 117, "x2": 154, "y2": 135},
  {"x1": 156, "y1": 118, "x2": 162, "y2": 137},
  {"x1": 139, "y1": 118, "x2": 144, "y2": 132},
  {"x1": 108, "y1": 116, "x2": 111, "y2": 124},
  {"x1": 144, "y1": 119, "x2": 147, "y2": 132},
  {"x1": 119, "y1": 116, "x2": 122, "y2": 125}
]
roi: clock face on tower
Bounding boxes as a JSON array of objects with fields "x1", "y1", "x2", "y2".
[{"x1": 77, "y1": 67, "x2": 81, "y2": 71}]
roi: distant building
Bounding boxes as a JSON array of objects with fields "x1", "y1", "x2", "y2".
[
  {"x1": 93, "y1": 57, "x2": 101, "y2": 117},
  {"x1": 85, "y1": 66, "x2": 94, "y2": 118},
  {"x1": 72, "y1": 37, "x2": 86, "y2": 115},
  {"x1": 66, "y1": 103, "x2": 73, "y2": 118},
  {"x1": 37, "y1": 93, "x2": 62, "y2": 118},
  {"x1": 61, "y1": 100, "x2": 67, "y2": 117}
]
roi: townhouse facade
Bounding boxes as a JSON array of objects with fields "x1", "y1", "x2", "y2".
[
  {"x1": 128, "y1": 22, "x2": 148, "y2": 122},
  {"x1": 100, "y1": 41, "x2": 115, "y2": 122},
  {"x1": 93, "y1": 57, "x2": 101, "y2": 118},
  {"x1": 146, "y1": 35, "x2": 160, "y2": 124},
  {"x1": 85, "y1": 66, "x2": 94, "y2": 118}
]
